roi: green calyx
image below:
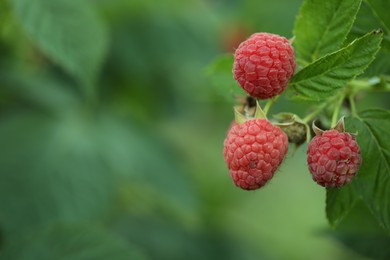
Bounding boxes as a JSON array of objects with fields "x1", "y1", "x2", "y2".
[
  {"x1": 312, "y1": 117, "x2": 346, "y2": 136},
  {"x1": 234, "y1": 98, "x2": 267, "y2": 124}
]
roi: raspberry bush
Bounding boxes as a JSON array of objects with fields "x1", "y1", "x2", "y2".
[{"x1": 208, "y1": 0, "x2": 390, "y2": 252}]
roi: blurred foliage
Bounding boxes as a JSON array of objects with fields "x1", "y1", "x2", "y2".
[
  {"x1": 1, "y1": 224, "x2": 147, "y2": 260},
  {"x1": 0, "y1": 0, "x2": 387, "y2": 259}
]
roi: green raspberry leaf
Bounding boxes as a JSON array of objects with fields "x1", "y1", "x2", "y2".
[
  {"x1": 206, "y1": 54, "x2": 246, "y2": 103},
  {"x1": 348, "y1": 1, "x2": 390, "y2": 76},
  {"x1": 329, "y1": 200, "x2": 390, "y2": 260},
  {"x1": 288, "y1": 30, "x2": 382, "y2": 101},
  {"x1": 11, "y1": 0, "x2": 109, "y2": 88},
  {"x1": 293, "y1": 0, "x2": 362, "y2": 65},
  {"x1": 349, "y1": 2, "x2": 390, "y2": 52},
  {"x1": 345, "y1": 109, "x2": 390, "y2": 232},
  {"x1": 326, "y1": 184, "x2": 360, "y2": 227}
]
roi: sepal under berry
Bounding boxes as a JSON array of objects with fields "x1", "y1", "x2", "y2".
[{"x1": 234, "y1": 99, "x2": 267, "y2": 125}]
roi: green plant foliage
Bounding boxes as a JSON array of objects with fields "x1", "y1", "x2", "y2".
[
  {"x1": 329, "y1": 200, "x2": 390, "y2": 259},
  {"x1": 348, "y1": 1, "x2": 390, "y2": 76},
  {"x1": 11, "y1": 0, "x2": 108, "y2": 88},
  {"x1": 0, "y1": 224, "x2": 148, "y2": 260},
  {"x1": 293, "y1": 0, "x2": 362, "y2": 65},
  {"x1": 365, "y1": 0, "x2": 390, "y2": 35},
  {"x1": 0, "y1": 69, "x2": 197, "y2": 238},
  {"x1": 0, "y1": 107, "x2": 197, "y2": 237},
  {"x1": 0, "y1": 68, "x2": 80, "y2": 111},
  {"x1": 334, "y1": 229, "x2": 390, "y2": 259},
  {"x1": 326, "y1": 184, "x2": 359, "y2": 227},
  {"x1": 349, "y1": 1, "x2": 390, "y2": 51},
  {"x1": 346, "y1": 109, "x2": 390, "y2": 232},
  {"x1": 0, "y1": 112, "x2": 115, "y2": 237},
  {"x1": 289, "y1": 30, "x2": 382, "y2": 101}
]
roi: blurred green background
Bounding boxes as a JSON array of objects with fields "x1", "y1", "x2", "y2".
[{"x1": 0, "y1": 0, "x2": 388, "y2": 259}]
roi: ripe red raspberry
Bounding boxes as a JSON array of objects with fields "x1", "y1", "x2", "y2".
[
  {"x1": 307, "y1": 130, "x2": 362, "y2": 188},
  {"x1": 223, "y1": 119, "x2": 288, "y2": 190},
  {"x1": 233, "y1": 33, "x2": 296, "y2": 99}
]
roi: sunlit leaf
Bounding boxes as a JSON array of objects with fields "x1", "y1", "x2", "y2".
[{"x1": 293, "y1": 0, "x2": 362, "y2": 64}]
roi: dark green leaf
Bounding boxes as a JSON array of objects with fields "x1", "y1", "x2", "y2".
[
  {"x1": 348, "y1": 1, "x2": 390, "y2": 77},
  {"x1": 346, "y1": 109, "x2": 390, "y2": 232},
  {"x1": 334, "y1": 232, "x2": 390, "y2": 259},
  {"x1": 0, "y1": 112, "x2": 115, "y2": 236},
  {"x1": 0, "y1": 110, "x2": 196, "y2": 237},
  {"x1": 0, "y1": 224, "x2": 148, "y2": 260},
  {"x1": 206, "y1": 54, "x2": 246, "y2": 103},
  {"x1": 326, "y1": 184, "x2": 360, "y2": 227},
  {"x1": 293, "y1": 0, "x2": 362, "y2": 64},
  {"x1": 0, "y1": 66, "x2": 80, "y2": 111},
  {"x1": 11, "y1": 0, "x2": 109, "y2": 87},
  {"x1": 365, "y1": 0, "x2": 390, "y2": 35},
  {"x1": 289, "y1": 30, "x2": 382, "y2": 101},
  {"x1": 362, "y1": 51, "x2": 390, "y2": 76},
  {"x1": 329, "y1": 200, "x2": 390, "y2": 259},
  {"x1": 349, "y1": 2, "x2": 390, "y2": 52}
]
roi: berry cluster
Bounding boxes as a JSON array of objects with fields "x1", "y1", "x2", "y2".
[{"x1": 223, "y1": 32, "x2": 362, "y2": 190}]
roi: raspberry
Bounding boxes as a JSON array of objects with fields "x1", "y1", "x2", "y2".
[
  {"x1": 233, "y1": 33, "x2": 296, "y2": 99},
  {"x1": 223, "y1": 119, "x2": 288, "y2": 190},
  {"x1": 307, "y1": 130, "x2": 362, "y2": 188}
]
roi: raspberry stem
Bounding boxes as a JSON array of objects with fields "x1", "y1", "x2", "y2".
[
  {"x1": 302, "y1": 101, "x2": 328, "y2": 123},
  {"x1": 263, "y1": 95, "x2": 280, "y2": 115},
  {"x1": 330, "y1": 94, "x2": 345, "y2": 128},
  {"x1": 302, "y1": 91, "x2": 348, "y2": 125},
  {"x1": 349, "y1": 95, "x2": 358, "y2": 117},
  {"x1": 350, "y1": 78, "x2": 390, "y2": 92}
]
